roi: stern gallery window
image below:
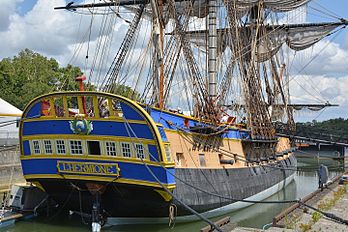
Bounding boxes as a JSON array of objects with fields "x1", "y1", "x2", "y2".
[{"x1": 70, "y1": 140, "x2": 83, "y2": 154}]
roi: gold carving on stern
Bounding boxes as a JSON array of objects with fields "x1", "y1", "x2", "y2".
[{"x1": 154, "y1": 189, "x2": 173, "y2": 202}]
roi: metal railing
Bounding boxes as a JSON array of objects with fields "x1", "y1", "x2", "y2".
[
  {"x1": 275, "y1": 123, "x2": 348, "y2": 147},
  {"x1": 0, "y1": 131, "x2": 19, "y2": 146}
]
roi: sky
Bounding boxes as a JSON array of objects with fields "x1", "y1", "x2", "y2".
[{"x1": 0, "y1": 0, "x2": 348, "y2": 122}]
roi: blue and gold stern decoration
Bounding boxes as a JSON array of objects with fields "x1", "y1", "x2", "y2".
[
  {"x1": 20, "y1": 92, "x2": 176, "y2": 189},
  {"x1": 69, "y1": 118, "x2": 93, "y2": 135}
]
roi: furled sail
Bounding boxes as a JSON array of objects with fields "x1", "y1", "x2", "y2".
[
  {"x1": 239, "y1": 0, "x2": 311, "y2": 12},
  {"x1": 186, "y1": 22, "x2": 344, "y2": 62},
  {"x1": 256, "y1": 22, "x2": 342, "y2": 62},
  {"x1": 175, "y1": 0, "x2": 311, "y2": 18},
  {"x1": 54, "y1": 0, "x2": 311, "y2": 19},
  {"x1": 174, "y1": 0, "x2": 208, "y2": 18},
  {"x1": 289, "y1": 103, "x2": 337, "y2": 111}
]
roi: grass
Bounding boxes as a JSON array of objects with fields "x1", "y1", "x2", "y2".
[
  {"x1": 284, "y1": 214, "x2": 299, "y2": 229},
  {"x1": 317, "y1": 185, "x2": 346, "y2": 211},
  {"x1": 299, "y1": 223, "x2": 312, "y2": 231},
  {"x1": 285, "y1": 185, "x2": 347, "y2": 232},
  {"x1": 311, "y1": 211, "x2": 322, "y2": 222}
]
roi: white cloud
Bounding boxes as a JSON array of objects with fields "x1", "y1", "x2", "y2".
[
  {"x1": 0, "y1": 0, "x2": 127, "y2": 60},
  {"x1": 0, "y1": 0, "x2": 149, "y2": 92},
  {"x1": 0, "y1": 0, "x2": 72, "y2": 57},
  {"x1": 0, "y1": 0, "x2": 23, "y2": 32},
  {"x1": 289, "y1": 39, "x2": 348, "y2": 76},
  {"x1": 290, "y1": 75, "x2": 348, "y2": 121}
]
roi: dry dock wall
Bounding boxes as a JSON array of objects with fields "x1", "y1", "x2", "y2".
[{"x1": 0, "y1": 147, "x2": 24, "y2": 190}]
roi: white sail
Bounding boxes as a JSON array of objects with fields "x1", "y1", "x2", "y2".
[
  {"x1": 186, "y1": 23, "x2": 342, "y2": 61},
  {"x1": 125, "y1": 0, "x2": 313, "y2": 19},
  {"x1": 174, "y1": 0, "x2": 311, "y2": 18},
  {"x1": 237, "y1": 0, "x2": 311, "y2": 12}
]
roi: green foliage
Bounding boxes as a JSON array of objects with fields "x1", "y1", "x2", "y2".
[
  {"x1": 299, "y1": 223, "x2": 312, "y2": 232},
  {"x1": 311, "y1": 211, "x2": 322, "y2": 222},
  {"x1": 107, "y1": 83, "x2": 141, "y2": 101},
  {"x1": 0, "y1": 49, "x2": 82, "y2": 110},
  {"x1": 296, "y1": 118, "x2": 348, "y2": 138},
  {"x1": 284, "y1": 214, "x2": 299, "y2": 229},
  {"x1": 317, "y1": 186, "x2": 346, "y2": 211}
]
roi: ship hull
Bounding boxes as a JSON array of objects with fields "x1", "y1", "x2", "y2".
[
  {"x1": 31, "y1": 154, "x2": 296, "y2": 223},
  {"x1": 19, "y1": 92, "x2": 297, "y2": 225},
  {"x1": 33, "y1": 179, "x2": 171, "y2": 217},
  {"x1": 108, "y1": 170, "x2": 295, "y2": 224},
  {"x1": 173, "y1": 154, "x2": 296, "y2": 215}
]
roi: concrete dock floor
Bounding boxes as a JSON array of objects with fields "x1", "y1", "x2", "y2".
[{"x1": 228, "y1": 184, "x2": 348, "y2": 232}]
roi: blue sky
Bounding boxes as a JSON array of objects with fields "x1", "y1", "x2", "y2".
[
  {"x1": 15, "y1": 0, "x2": 36, "y2": 16},
  {"x1": 307, "y1": 1, "x2": 348, "y2": 45},
  {"x1": 3, "y1": 0, "x2": 348, "y2": 122},
  {"x1": 308, "y1": 0, "x2": 348, "y2": 21}
]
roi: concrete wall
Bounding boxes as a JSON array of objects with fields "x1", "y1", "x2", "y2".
[
  {"x1": 0, "y1": 148, "x2": 24, "y2": 190},
  {"x1": 0, "y1": 116, "x2": 20, "y2": 146}
]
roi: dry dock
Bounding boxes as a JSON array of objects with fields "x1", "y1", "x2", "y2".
[
  {"x1": 0, "y1": 145, "x2": 25, "y2": 190},
  {"x1": 0, "y1": 145, "x2": 27, "y2": 228}
]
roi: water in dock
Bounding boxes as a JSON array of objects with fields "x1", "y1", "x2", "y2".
[{"x1": 1, "y1": 155, "x2": 343, "y2": 232}]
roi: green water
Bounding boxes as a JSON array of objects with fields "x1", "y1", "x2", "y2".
[{"x1": 1, "y1": 156, "x2": 343, "y2": 232}]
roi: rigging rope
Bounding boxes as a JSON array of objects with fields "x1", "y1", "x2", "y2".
[
  {"x1": 284, "y1": 27, "x2": 345, "y2": 104},
  {"x1": 101, "y1": 5, "x2": 145, "y2": 93}
]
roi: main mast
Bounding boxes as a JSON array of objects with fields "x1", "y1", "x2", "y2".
[{"x1": 208, "y1": 0, "x2": 217, "y2": 103}]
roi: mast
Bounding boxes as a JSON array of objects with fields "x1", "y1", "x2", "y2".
[
  {"x1": 208, "y1": 0, "x2": 217, "y2": 102},
  {"x1": 54, "y1": 0, "x2": 348, "y2": 121},
  {"x1": 150, "y1": 0, "x2": 165, "y2": 109},
  {"x1": 158, "y1": 0, "x2": 165, "y2": 109}
]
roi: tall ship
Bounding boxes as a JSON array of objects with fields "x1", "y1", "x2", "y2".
[{"x1": 19, "y1": 0, "x2": 347, "y2": 228}]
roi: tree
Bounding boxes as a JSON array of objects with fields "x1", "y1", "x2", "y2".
[
  {"x1": 296, "y1": 117, "x2": 348, "y2": 138},
  {"x1": 107, "y1": 83, "x2": 141, "y2": 102},
  {"x1": 0, "y1": 49, "x2": 82, "y2": 110}
]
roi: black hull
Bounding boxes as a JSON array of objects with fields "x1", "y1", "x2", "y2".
[
  {"x1": 36, "y1": 180, "x2": 170, "y2": 217},
  {"x1": 174, "y1": 154, "x2": 296, "y2": 215},
  {"x1": 33, "y1": 155, "x2": 296, "y2": 218}
]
